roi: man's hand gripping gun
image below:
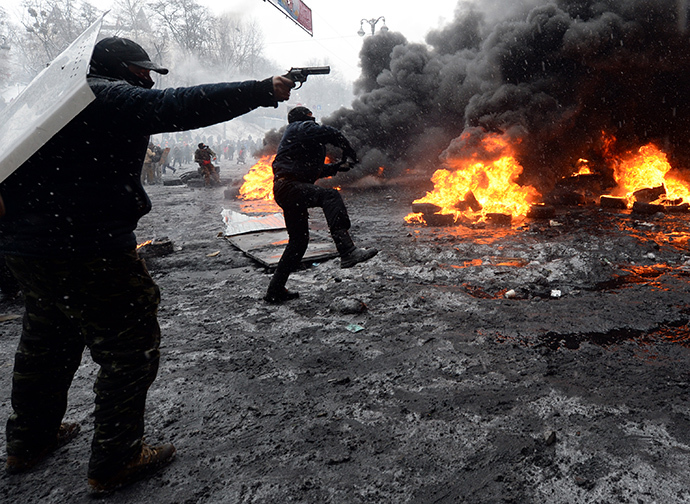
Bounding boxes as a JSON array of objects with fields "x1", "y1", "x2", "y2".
[{"x1": 284, "y1": 66, "x2": 331, "y2": 89}]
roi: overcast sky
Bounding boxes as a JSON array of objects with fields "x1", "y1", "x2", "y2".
[
  {"x1": 218, "y1": 0, "x2": 462, "y2": 79},
  {"x1": 3, "y1": 0, "x2": 462, "y2": 81}
]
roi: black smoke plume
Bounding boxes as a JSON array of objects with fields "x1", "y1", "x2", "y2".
[{"x1": 264, "y1": 0, "x2": 690, "y2": 195}]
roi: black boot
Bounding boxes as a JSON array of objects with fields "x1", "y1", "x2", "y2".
[
  {"x1": 332, "y1": 230, "x2": 378, "y2": 269},
  {"x1": 264, "y1": 287, "x2": 299, "y2": 304},
  {"x1": 340, "y1": 247, "x2": 378, "y2": 268},
  {"x1": 264, "y1": 271, "x2": 299, "y2": 304}
]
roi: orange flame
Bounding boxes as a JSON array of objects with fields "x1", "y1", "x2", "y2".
[
  {"x1": 574, "y1": 159, "x2": 592, "y2": 176},
  {"x1": 237, "y1": 155, "x2": 341, "y2": 201},
  {"x1": 136, "y1": 240, "x2": 152, "y2": 250},
  {"x1": 405, "y1": 132, "x2": 539, "y2": 224},
  {"x1": 610, "y1": 143, "x2": 690, "y2": 204},
  {"x1": 238, "y1": 155, "x2": 275, "y2": 201}
]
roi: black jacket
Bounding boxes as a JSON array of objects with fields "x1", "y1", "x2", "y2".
[
  {"x1": 0, "y1": 76, "x2": 276, "y2": 257},
  {"x1": 272, "y1": 120, "x2": 354, "y2": 184}
]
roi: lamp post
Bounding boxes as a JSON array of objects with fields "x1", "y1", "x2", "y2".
[{"x1": 357, "y1": 16, "x2": 388, "y2": 36}]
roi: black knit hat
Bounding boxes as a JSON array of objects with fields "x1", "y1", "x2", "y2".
[
  {"x1": 288, "y1": 106, "x2": 314, "y2": 123},
  {"x1": 90, "y1": 37, "x2": 168, "y2": 81}
]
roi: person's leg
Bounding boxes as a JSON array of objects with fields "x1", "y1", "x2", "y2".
[
  {"x1": 311, "y1": 186, "x2": 351, "y2": 234},
  {"x1": 266, "y1": 181, "x2": 310, "y2": 302},
  {"x1": 5, "y1": 257, "x2": 84, "y2": 463},
  {"x1": 211, "y1": 165, "x2": 221, "y2": 186},
  {"x1": 72, "y1": 252, "x2": 164, "y2": 481},
  {"x1": 202, "y1": 165, "x2": 212, "y2": 186},
  {"x1": 300, "y1": 185, "x2": 379, "y2": 268}
]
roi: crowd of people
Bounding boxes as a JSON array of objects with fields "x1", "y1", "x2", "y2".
[
  {"x1": 139, "y1": 136, "x2": 257, "y2": 185},
  {"x1": 162, "y1": 137, "x2": 258, "y2": 169}
]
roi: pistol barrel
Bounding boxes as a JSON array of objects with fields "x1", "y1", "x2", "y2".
[{"x1": 308, "y1": 66, "x2": 330, "y2": 74}]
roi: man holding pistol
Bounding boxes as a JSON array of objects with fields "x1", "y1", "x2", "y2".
[
  {"x1": 265, "y1": 106, "x2": 378, "y2": 303},
  {"x1": 0, "y1": 36, "x2": 293, "y2": 494}
]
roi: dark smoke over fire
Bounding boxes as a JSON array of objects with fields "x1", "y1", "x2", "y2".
[
  {"x1": 259, "y1": 0, "x2": 690, "y2": 201},
  {"x1": 346, "y1": 0, "x2": 690, "y2": 189}
]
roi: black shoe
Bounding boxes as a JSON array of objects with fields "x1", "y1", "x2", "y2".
[
  {"x1": 264, "y1": 288, "x2": 300, "y2": 304},
  {"x1": 340, "y1": 247, "x2": 378, "y2": 268},
  {"x1": 5, "y1": 422, "x2": 81, "y2": 474},
  {"x1": 88, "y1": 442, "x2": 176, "y2": 495}
]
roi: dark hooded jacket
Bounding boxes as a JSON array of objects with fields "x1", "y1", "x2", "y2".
[
  {"x1": 0, "y1": 75, "x2": 276, "y2": 257},
  {"x1": 272, "y1": 120, "x2": 354, "y2": 184}
]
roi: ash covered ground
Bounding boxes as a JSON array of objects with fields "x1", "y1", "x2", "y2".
[{"x1": 3, "y1": 163, "x2": 690, "y2": 503}]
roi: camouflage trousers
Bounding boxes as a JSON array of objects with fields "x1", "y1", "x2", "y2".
[{"x1": 5, "y1": 251, "x2": 161, "y2": 479}]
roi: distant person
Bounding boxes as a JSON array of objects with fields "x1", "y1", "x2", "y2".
[
  {"x1": 237, "y1": 147, "x2": 246, "y2": 164},
  {"x1": 141, "y1": 142, "x2": 159, "y2": 184},
  {"x1": 194, "y1": 142, "x2": 221, "y2": 187},
  {"x1": 265, "y1": 106, "x2": 378, "y2": 303},
  {"x1": 0, "y1": 36, "x2": 293, "y2": 494},
  {"x1": 171, "y1": 144, "x2": 183, "y2": 168}
]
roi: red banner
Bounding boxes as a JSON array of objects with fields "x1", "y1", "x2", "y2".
[{"x1": 266, "y1": 0, "x2": 313, "y2": 36}]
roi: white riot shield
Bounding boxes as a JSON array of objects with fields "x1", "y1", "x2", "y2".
[{"x1": 0, "y1": 15, "x2": 105, "y2": 183}]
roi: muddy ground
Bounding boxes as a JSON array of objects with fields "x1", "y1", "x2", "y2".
[{"x1": 3, "y1": 161, "x2": 690, "y2": 504}]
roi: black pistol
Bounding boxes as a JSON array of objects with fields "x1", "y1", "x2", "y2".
[{"x1": 284, "y1": 66, "x2": 331, "y2": 89}]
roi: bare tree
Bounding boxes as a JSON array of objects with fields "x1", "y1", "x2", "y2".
[
  {"x1": 17, "y1": 0, "x2": 100, "y2": 73},
  {"x1": 208, "y1": 14, "x2": 265, "y2": 75},
  {"x1": 109, "y1": 0, "x2": 150, "y2": 39},
  {"x1": 102, "y1": 0, "x2": 170, "y2": 86},
  {"x1": 148, "y1": 0, "x2": 210, "y2": 56},
  {"x1": 0, "y1": 8, "x2": 14, "y2": 91}
]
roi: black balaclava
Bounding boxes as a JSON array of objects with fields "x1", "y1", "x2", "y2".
[{"x1": 89, "y1": 37, "x2": 168, "y2": 89}]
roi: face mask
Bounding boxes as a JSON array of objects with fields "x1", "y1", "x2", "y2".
[{"x1": 127, "y1": 73, "x2": 155, "y2": 89}]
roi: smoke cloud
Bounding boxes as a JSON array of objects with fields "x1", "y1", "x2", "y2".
[{"x1": 312, "y1": 0, "x2": 690, "y2": 195}]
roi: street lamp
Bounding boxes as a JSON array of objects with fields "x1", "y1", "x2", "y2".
[{"x1": 358, "y1": 16, "x2": 388, "y2": 36}]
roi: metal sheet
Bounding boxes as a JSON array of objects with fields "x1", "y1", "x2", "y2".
[
  {"x1": 224, "y1": 229, "x2": 337, "y2": 267},
  {"x1": 0, "y1": 15, "x2": 104, "y2": 183},
  {"x1": 221, "y1": 209, "x2": 286, "y2": 236}
]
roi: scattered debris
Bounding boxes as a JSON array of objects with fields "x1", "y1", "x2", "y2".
[
  {"x1": 484, "y1": 213, "x2": 511, "y2": 227},
  {"x1": 137, "y1": 237, "x2": 175, "y2": 257},
  {"x1": 633, "y1": 185, "x2": 665, "y2": 203},
  {"x1": 526, "y1": 204, "x2": 556, "y2": 219},
  {"x1": 600, "y1": 195, "x2": 628, "y2": 209},
  {"x1": 329, "y1": 297, "x2": 368, "y2": 315},
  {"x1": 345, "y1": 323, "x2": 365, "y2": 333}
]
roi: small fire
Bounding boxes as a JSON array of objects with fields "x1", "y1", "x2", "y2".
[
  {"x1": 239, "y1": 155, "x2": 275, "y2": 201},
  {"x1": 574, "y1": 159, "x2": 592, "y2": 176},
  {"x1": 405, "y1": 132, "x2": 539, "y2": 224},
  {"x1": 610, "y1": 143, "x2": 690, "y2": 204},
  {"x1": 237, "y1": 155, "x2": 341, "y2": 202},
  {"x1": 136, "y1": 240, "x2": 152, "y2": 250}
]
